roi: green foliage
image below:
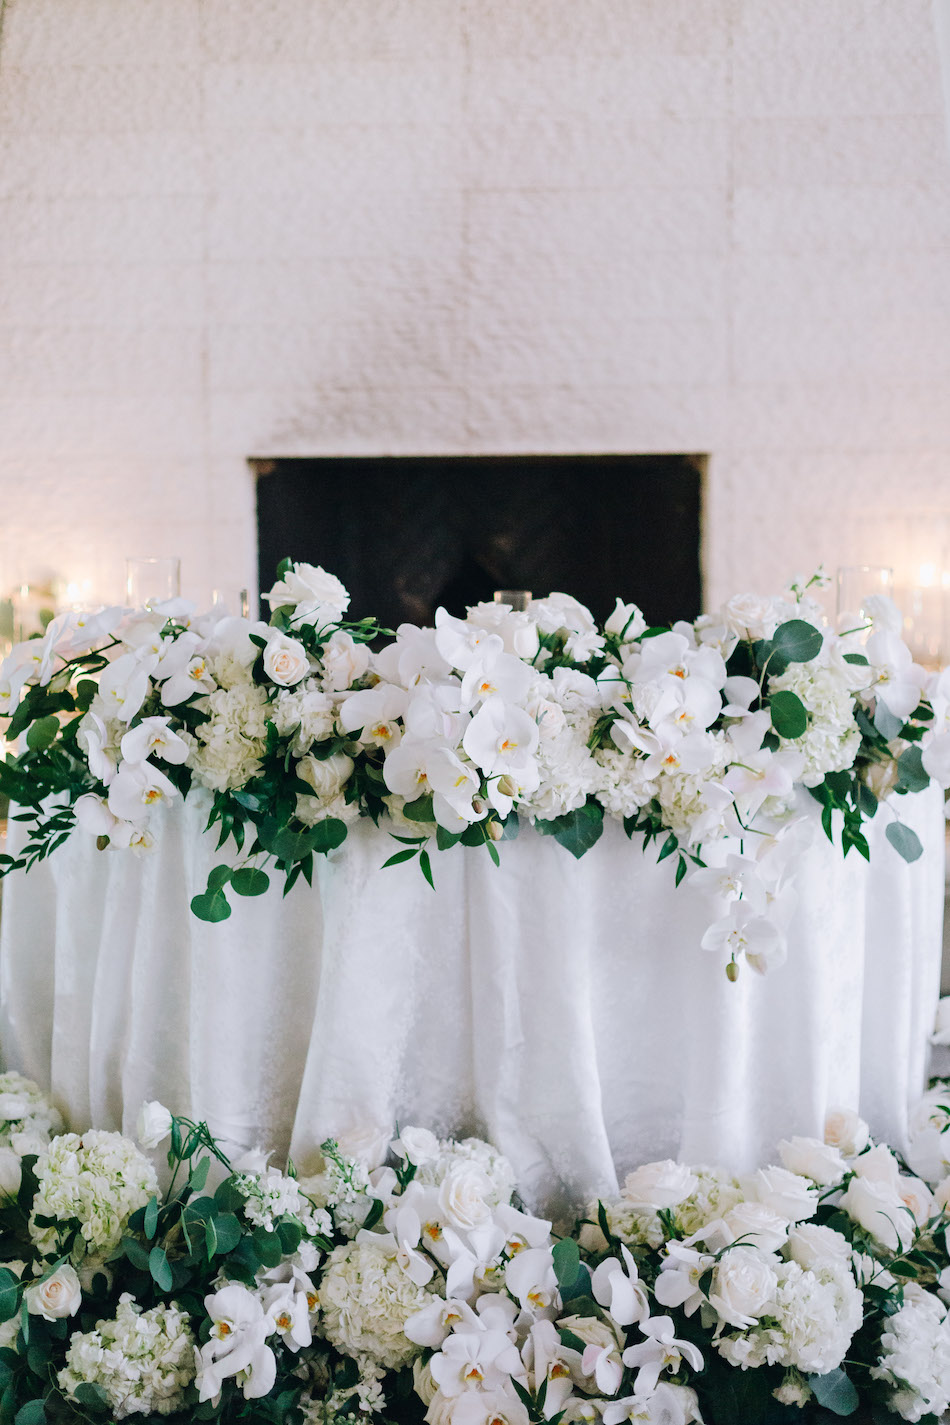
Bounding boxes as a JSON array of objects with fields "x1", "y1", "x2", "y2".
[
  {"x1": 534, "y1": 801, "x2": 604, "y2": 859},
  {"x1": 885, "y1": 820, "x2": 923, "y2": 863},
  {"x1": 769, "y1": 690, "x2": 808, "y2": 740},
  {"x1": 807, "y1": 1368, "x2": 859, "y2": 1415}
]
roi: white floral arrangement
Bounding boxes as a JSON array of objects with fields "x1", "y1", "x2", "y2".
[
  {"x1": 0, "y1": 1072, "x2": 950, "y2": 1423},
  {"x1": 1, "y1": 561, "x2": 947, "y2": 977}
]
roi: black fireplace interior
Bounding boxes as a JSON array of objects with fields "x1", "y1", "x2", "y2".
[{"x1": 255, "y1": 455, "x2": 703, "y2": 629}]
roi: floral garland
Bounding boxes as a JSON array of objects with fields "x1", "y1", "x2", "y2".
[
  {"x1": 1, "y1": 1070, "x2": 950, "y2": 1422},
  {"x1": 0, "y1": 562, "x2": 948, "y2": 977}
]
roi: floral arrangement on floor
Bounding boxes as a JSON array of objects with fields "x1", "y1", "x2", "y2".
[
  {"x1": 1, "y1": 1071, "x2": 950, "y2": 1424},
  {"x1": 0, "y1": 561, "x2": 948, "y2": 976}
]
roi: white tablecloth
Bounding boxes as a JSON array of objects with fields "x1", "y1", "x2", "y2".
[{"x1": 0, "y1": 789, "x2": 944, "y2": 1218}]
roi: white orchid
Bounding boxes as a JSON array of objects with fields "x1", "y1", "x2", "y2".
[
  {"x1": 591, "y1": 1243, "x2": 649, "y2": 1326},
  {"x1": 97, "y1": 653, "x2": 154, "y2": 723},
  {"x1": 462, "y1": 698, "x2": 540, "y2": 777},
  {"x1": 622, "y1": 1316, "x2": 704, "y2": 1395},
  {"x1": 119, "y1": 716, "x2": 189, "y2": 766},
  {"x1": 654, "y1": 1242, "x2": 714, "y2": 1318},
  {"x1": 865, "y1": 630, "x2": 925, "y2": 720},
  {"x1": 505, "y1": 1246, "x2": 560, "y2": 1317},
  {"x1": 107, "y1": 761, "x2": 178, "y2": 823}
]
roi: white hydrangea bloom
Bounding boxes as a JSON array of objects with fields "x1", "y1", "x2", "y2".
[
  {"x1": 768, "y1": 658, "x2": 861, "y2": 788},
  {"x1": 272, "y1": 680, "x2": 337, "y2": 755},
  {"x1": 186, "y1": 682, "x2": 270, "y2": 792},
  {"x1": 0, "y1": 1071, "x2": 63, "y2": 1154},
  {"x1": 716, "y1": 1258, "x2": 862, "y2": 1376},
  {"x1": 319, "y1": 1240, "x2": 435, "y2": 1369},
  {"x1": 58, "y1": 1294, "x2": 195, "y2": 1418},
  {"x1": 673, "y1": 1168, "x2": 745, "y2": 1238},
  {"x1": 870, "y1": 1287, "x2": 950, "y2": 1422},
  {"x1": 30, "y1": 1131, "x2": 158, "y2": 1261}
]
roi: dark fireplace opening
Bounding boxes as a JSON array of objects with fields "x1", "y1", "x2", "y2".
[{"x1": 254, "y1": 454, "x2": 704, "y2": 629}]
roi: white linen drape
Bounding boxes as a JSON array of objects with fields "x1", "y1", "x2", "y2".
[
  {"x1": 936, "y1": 0, "x2": 950, "y2": 150},
  {"x1": 0, "y1": 789, "x2": 943, "y2": 1219}
]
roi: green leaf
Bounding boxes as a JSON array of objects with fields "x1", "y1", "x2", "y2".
[
  {"x1": 190, "y1": 889, "x2": 231, "y2": 922},
  {"x1": 13, "y1": 1403, "x2": 45, "y2": 1425},
  {"x1": 276, "y1": 1219, "x2": 303, "y2": 1255},
  {"x1": 188, "y1": 1156, "x2": 211, "y2": 1193},
  {"x1": 843, "y1": 652, "x2": 869, "y2": 665},
  {"x1": 382, "y1": 848, "x2": 418, "y2": 869},
  {"x1": 552, "y1": 1237, "x2": 580, "y2": 1292},
  {"x1": 419, "y1": 849, "x2": 435, "y2": 889},
  {"x1": 231, "y1": 867, "x2": 269, "y2": 897},
  {"x1": 121, "y1": 1235, "x2": 150, "y2": 1271},
  {"x1": 72, "y1": 1383, "x2": 109, "y2": 1412},
  {"x1": 536, "y1": 803, "x2": 604, "y2": 859},
  {"x1": 674, "y1": 854, "x2": 688, "y2": 888},
  {"x1": 308, "y1": 817, "x2": 347, "y2": 855},
  {"x1": 207, "y1": 864, "x2": 232, "y2": 892},
  {"x1": 252, "y1": 1227, "x2": 283, "y2": 1268},
  {"x1": 25, "y1": 715, "x2": 59, "y2": 752},
  {"x1": 148, "y1": 1245, "x2": 173, "y2": 1292},
  {"x1": 657, "y1": 832, "x2": 678, "y2": 863},
  {"x1": 807, "y1": 1367, "x2": 859, "y2": 1415},
  {"x1": 436, "y1": 824, "x2": 462, "y2": 851},
  {"x1": 874, "y1": 701, "x2": 903, "y2": 740},
  {"x1": 886, "y1": 820, "x2": 923, "y2": 863},
  {"x1": 771, "y1": 619, "x2": 823, "y2": 664},
  {"x1": 896, "y1": 745, "x2": 929, "y2": 794},
  {"x1": 769, "y1": 689, "x2": 808, "y2": 739},
  {"x1": 144, "y1": 1195, "x2": 159, "y2": 1240},
  {"x1": 214, "y1": 1179, "x2": 246, "y2": 1213},
  {"x1": 0, "y1": 1272, "x2": 18, "y2": 1324},
  {"x1": 403, "y1": 794, "x2": 436, "y2": 824}
]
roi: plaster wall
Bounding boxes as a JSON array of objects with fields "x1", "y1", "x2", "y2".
[{"x1": 0, "y1": 0, "x2": 949, "y2": 610}]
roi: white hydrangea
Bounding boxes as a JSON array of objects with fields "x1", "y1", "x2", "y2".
[
  {"x1": 235, "y1": 1166, "x2": 332, "y2": 1237},
  {"x1": 522, "y1": 720, "x2": 602, "y2": 822},
  {"x1": 272, "y1": 680, "x2": 337, "y2": 755},
  {"x1": 319, "y1": 1239, "x2": 435, "y2": 1369},
  {"x1": 0, "y1": 1071, "x2": 63, "y2": 1155},
  {"x1": 594, "y1": 745, "x2": 657, "y2": 821},
  {"x1": 717, "y1": 1258, "x2": 862, "y2": 1375},
  {"x1": 768, "y1": 658, "x2": 861, "y2": 788},
  {"x1": 30, "y1": 1131, "x2": 158, "y2": 1261},
  {"x1": 415, "y1": 1137, "x2": 515, "y2": 1209},
  {"x1": 673, "y1": 1167, "x2": 744, "y2": 1238},
  {"x1": 870, "y1": 1287, "x2": 950, "y2": 1422},
  {"x1": 586, "y1": 1195, "x2": 665, "y2": 1250},
  {"x1": 186, "y1": 681, "x2": 270, "y2": 792},
  {"x1": 58, "y1": 1294, "x2": 195, "y2": 1418}
]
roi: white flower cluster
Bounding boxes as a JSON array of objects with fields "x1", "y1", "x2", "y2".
[
  {"x1": 299, "y1": 1142, "x2": 378, "y2": 1239},
  {"x1": 29, "y1": 1129, "x2": 158, "y2": 1261},
  {"x1": 235, "y1": 1165, "x2": 332, "y2": 1237},
  {"x1": 59, "y1": 1294, "x2": 195, "y2": 1418},
  {"x1": 196, "y1": 1256, "x2": 322, "y2": 1405},
  {"x1": 320, "y1": 1238, "x2": 436, "y2": 1369},
  {"x1": 4, "y1": 560, "x2": 948, "y2": 977},
  {"x1": 870, "y1": 1286, "x2": 950, "y2": 1421},
  {"x1": 0, "y1": 1070, "x2": 63, "y2": 1156}
]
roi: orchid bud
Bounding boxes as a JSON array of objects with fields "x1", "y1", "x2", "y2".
[
  {"x1": 725, "y1": 960, "x2": 740, "y2": 982},
  {"x1": 472, "y1": 798, "x2": 485, "y2": 815},
  {"x1": 486, "y1": 819, "x2": 504, "y2": 842},
  {"x1": 496, "y1": 774, "x2": 517, "y2": 798},
  {"x1": 96, "y1": 835, "x2": 110, "y2": 852}
]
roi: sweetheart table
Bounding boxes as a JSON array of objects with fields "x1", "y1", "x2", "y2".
[{"x1": 0, "y1": 786, "x2": 944, "y2": 1218}]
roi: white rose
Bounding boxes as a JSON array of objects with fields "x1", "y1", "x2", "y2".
[
  {"x1": 25, "y1": 1264, "x2": 81, "y2": 1320},
  {"x1": 9, "y1": 1132, "x2": 46, "y2": 1158},
  {"x1": 934, "y1": 1177, "x2": 950, "y2": 1215},
  {"x1": 623, "y1": 1160, "x2": 698, "y2": 1210},
  {"x1": 334, "y1": 1123, "x2": 391, "y2": 1170},
  {"x1": 437, "y1": 1163, "x2": 494, "y2": 1231},
  {"x1": 533, "y1": 699, "x2": 566, "y2": 741},
  {"x1": 720, "y1": 1200, "x2": 789, "y2": 1253},
  {"x1": 413, "y1": 1357, "x2": 439, "y2": 1407},
  {"x1": 263, "y1": 632, "x2": 310, "y2": 687},
  {"x1": 708, "y1": 1246, "x2": 778, "y2": 1328},
  {"x1": 720, "y1": 593, "x2": 777, "y2": 641},
  {"x1": 604, "y1": 599, "x2": 646, "y2": 642},
  {"x1": 297, "y1": 750, "x2": 354, "y2": 800},
  {"x1": 841, "y1": 1176, "x2": 912, "y2": 1252},
  {"x1": 393, "y1": 1127, "x2": 441, "y2": 1167},
  {"x1": 853, "y1": 1144, "x2": 901, "y2": 1188},
  {"x1": 322, "y1": 632, "x2": 370, "y2": 692},
  {"x1": 787, "y1": 1223, "x2": 853, "y2": 1274},
  {"x1": 746, "y1": 1165, "x2": 817, "y2": 1222},
  {"x1": 777, "y1": 1136, "x2": 848, "y2": 1186},
  {"x1": 136, "y1": 1100, "x2": 173, "y2": 1150},
  {"x1": 824, "y1": 1107, "x2": 869, "y2": 1157},
  {"x1": 0, "y1": 1147, "x2": 21, "y2": 1196},
  {"x1": 264, "y1": 563, "x2": 350, "y2": 623},
  {"x1": 897, "y1": 1174, "x2": 935, "y2": 1226}
]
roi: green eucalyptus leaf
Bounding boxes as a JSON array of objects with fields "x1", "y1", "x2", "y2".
[
  {"x1": 769, "y1": 689, "x2": 808, "y2": 740},
  {"x1": 885, "y1": 820, "x2": 923, "y2": 863},
  {"x1": 148, "y1": 1245, "x2": 173, "y2": 1292},
  {"x1": 806, "y1": 1367, "x2": 859, "y2": 1415},
  {"x1": 190, "y1": 889, "x2": 231, "y2": 922},
  {"x1": 25, "y1": 716, "x2": 60, "y2": 752},
  {"x1": 771, "y1": 619, "x2": 823, "y2": 664},
  {"x1": 231, "y1": 867, "x2": 269, "y2": 897}
]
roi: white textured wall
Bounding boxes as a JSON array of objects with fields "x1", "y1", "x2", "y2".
[{"x1": 1, "y1": 0, "x2": 949, "y2": 610}]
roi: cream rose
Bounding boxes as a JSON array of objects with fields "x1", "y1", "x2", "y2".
[
  {"x1": 853, "y1": 1144, "x2": 901, "y2": 1189},
  {"x1": 824, "y1": 1107, "x2": 870, "y2": 1157},
  {"x1": 297, "y1": 750, "x2": 354, "y2": 800},
  {"x1": 787, "y1": 1223, "x2": 853, "y2": 1273},
  {"x1": 263, "y1": 632, "x2": 310, "y2": 687},
  {"x1": 777, "y1": 1135, "x2": 847, "y2": 1186},
  {"x1": 746, "y1": 1165, "x2": 817, "y2": 1222},
  {"x1": 437, "y1": 1163, "x2": 494, "y2": 1231},
  {"x1": 841, "y1": 1176, "x2": 912, "y2": 1253},
  {"x1": 26, "y1": 1264, "x2": 81, "y2": 1321},
  {"x1": 623, "y1": 1160, "x2": 698, "y2": 1210},
  {"x1": 321, "y1": 632, "x2": 370, "y2": 692},
  {"x1": 604, "y1": 599, "x2": 646, "y2": 642},
  {"x1": 720, "y1": 593, "x2": 777, "y2": 641},
  {"x1": 708, "y1": 1246, "x2": 778, "y2": 1329},
  {"x1": 897, "y1": 1174, "x2": 935, "y2": 1226},
  {"x1": 720, "y1": 1200, "x2": 790, "y2": 1254}
]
